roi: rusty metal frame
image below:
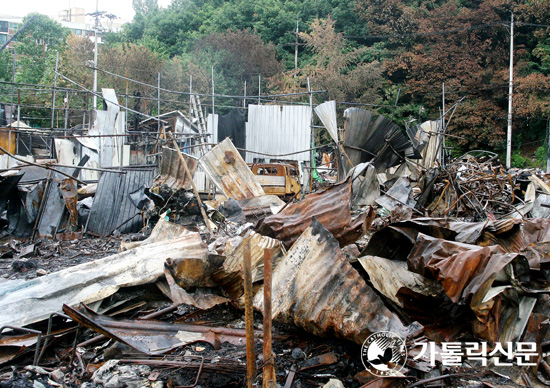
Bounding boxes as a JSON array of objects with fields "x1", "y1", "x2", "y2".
[{"x1": 0, "y1": 325, "x2": 42, "y2": 366}]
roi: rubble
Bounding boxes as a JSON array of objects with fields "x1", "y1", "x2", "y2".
[
  {"x1": 200, "y1": 137, "x2": 265, "y2": 200},
  {"x1": 256, "y1": 179, "x2": 373, "y2": 249},
  {"x1": 0, "y1": 222, "x2": 207, "y2": 328},
  {"x1": 4, "y1": 100, "x2": 550, "y2": 388},
  {"x1": 253, "y1": 218, "x2": 410, "y2": 344}
]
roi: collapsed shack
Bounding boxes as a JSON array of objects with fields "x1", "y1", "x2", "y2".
[{"x1": 4, "y1": 101, "x2": 550, "y2": 388}]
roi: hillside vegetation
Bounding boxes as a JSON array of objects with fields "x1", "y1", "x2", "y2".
[{"x1": 2, "y1": 0, "x2": 550, "y2": 161}]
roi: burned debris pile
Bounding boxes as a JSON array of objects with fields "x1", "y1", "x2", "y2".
[{"x1": 2, "y1": 100, "x2": 550, "y2": 388}]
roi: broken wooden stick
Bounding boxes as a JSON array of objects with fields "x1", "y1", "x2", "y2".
[{"x1": 166, "y1": 131, "x2": 212, "y2": 236}]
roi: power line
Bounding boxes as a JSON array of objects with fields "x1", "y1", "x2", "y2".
[
  {"x1": 334, "y1": 20, "x2": 550, "y2": 42},
  {"x1": 516, "y1": 22, "x2": 550, "y2": 28},
  {"x1": 343, "y1": 22, "x2": 505, "y2": 41}
]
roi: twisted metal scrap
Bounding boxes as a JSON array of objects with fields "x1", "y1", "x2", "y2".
[{"x1": 433, "y1": 152, "x2": 518, "y2": 220}]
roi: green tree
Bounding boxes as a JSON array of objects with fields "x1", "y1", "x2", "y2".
[
  {"x1": 133, "y1": 0, "x2": 159, "y2": 16},
  {"x1": 14, "y1": 14, "x2": 68, "y2": 85},
  {"x1": 99, "y1": 43, "x2": 165, "y2": 115},
  {"x1": 272, "y1": 17, "x2": 384, "y2": 105},
  {"x1": 193, "y1": 29, "x2": 283, "y2": 97},
  {"x1": 0, "y1": 50, "x2": 12, "y2": 82},
  {"x1": 354, "y1": 0, "x2": 550, "y2": 152}
]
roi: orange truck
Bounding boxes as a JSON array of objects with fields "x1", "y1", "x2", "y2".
[{"x1": 249, "y1": 162, "x2": 301, "y2": 200}]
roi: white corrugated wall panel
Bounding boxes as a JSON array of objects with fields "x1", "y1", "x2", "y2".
[
  {"x1": 193, "y1": 165, "x2": 209, "y2": 192},
  {"x1": 207, "y1": 113, "x2": 218, "y2": 145},
  {"x1": 245, "y1": 105, "x2": 311, "y2": 163}
]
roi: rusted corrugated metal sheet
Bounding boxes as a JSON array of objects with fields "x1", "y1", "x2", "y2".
[
  {"x1": 523, "y1": 218, "x2": 550, "y2": 245},
  {"x1": 407, "y1": 233, "x2": 533, "y2": 343},
  {"x1": 214, "y1": 231, "x2": 285, "y2": 306},
  {"x1": 521, "y1": 219, "x2": 550, "y2": 270},
  {"x1": 199, "y1": 138, "x2": 264, "y2": 200},
  {"x1": 476, "y1": 218, "x2": 524, "y2": 253},
  {"x1": 245, "y1": 104, "x2": 311, "y2": 163},
  {"x1": 362, "y1": 218, "x2": 527, "y2": 260},
  {"x1": 167, "y1": 230, "x2": 285, "y2": 308},
  {"x1": 358, "y1": 255, "x2": 444, "y2": 307},
  {"x1": 254, "y1": 218, "x2": 410, "y2": 344},
  {"x1": 257, "y1": 179, "x2": 371, "y2": 248},
  {"x1": 153, "y1": 146, "x2": 197, "y2": 191}
]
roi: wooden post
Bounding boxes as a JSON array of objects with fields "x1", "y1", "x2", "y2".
[
  {"x1": 243, "y1": 238, "x2": 256, "y2": 388},
  {"x1": 263, "y1": 248, "x2": 276, "y2": 388},
  {"x1": 166, "y1": 131, "x2": 212, "y2": 236}
]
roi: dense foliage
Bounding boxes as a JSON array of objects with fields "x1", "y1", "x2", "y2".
[{"x1": 3, "y1": 0, "x2": 550, "y2": 162}]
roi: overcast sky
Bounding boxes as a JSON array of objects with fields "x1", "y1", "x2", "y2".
[{"x1": 3, "y1": 0, "x2": 171, "y2": 24}]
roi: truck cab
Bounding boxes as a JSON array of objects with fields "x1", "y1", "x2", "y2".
[{"x1": 249, "y1": 163, "x2": 301, "y2": 200}]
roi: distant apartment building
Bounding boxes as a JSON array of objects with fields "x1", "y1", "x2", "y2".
[
  {"x1": 0, "y1": 9, "x2": 122, "y2": 47},
  {"x1": 0, "y1": 15, "x2": 22, "y2": 45}
]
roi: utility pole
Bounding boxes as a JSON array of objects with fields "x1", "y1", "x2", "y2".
[
  {"x1": 64, "y1": 91, "x2": 69, "y2": 129},
  {"x1": 294, "y1": 20, "x2": 299, "y2": 76},
  {"x1": 243, "y1": 81, "x2": 247, "y2": 108},
  {"x1": 211, "y1": 66, "x2": 215, "y2": 115},
  {"x1": 89, "y1": 5, "x2": 116, "y2": 110},
  {"x1": 258, "y1": 75, "x2": 261, "y2": 105},
  {"x1": 441, "y1": 82, "x2": 445, "y2": 166},
  {"x1": 506, "y1": 11, "x2": 514, "y2": 169},
  {"x1": 51, "y1": 51, "x2": 59, "y2": 129},
  {"x1": 308, "y1": 77, "x2": 313, "y2": 193},
  {"x1": 92, "y1": 0, "x2": 100, "y2": 110},
  {"x1": 157, "y1": 72, "x2": 161, "y2": 132},
  {"x1": 189, "y1": 74, "x2": 192, "y2": 119},
  {"x1": 10, "y1": 47, "x2": 16, "y2": 123}
]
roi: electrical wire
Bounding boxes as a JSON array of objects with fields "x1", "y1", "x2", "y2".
[{"x1": 343, "y1": 22, "x2": 505, "y2": 41}]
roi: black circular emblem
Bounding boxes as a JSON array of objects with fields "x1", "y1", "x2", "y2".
[{"x1": 361, "y1": 331, "x2": 407, "y2": 376}]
